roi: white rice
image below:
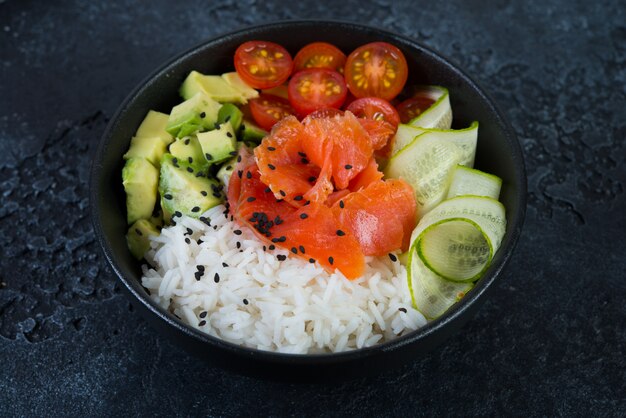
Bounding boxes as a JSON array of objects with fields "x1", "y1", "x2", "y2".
[{"x1": 141, "y1": 204, "x2": 427, "y2": 354}]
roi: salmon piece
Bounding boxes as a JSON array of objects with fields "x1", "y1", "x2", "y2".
[
  {"x1": 255, "y1": 116, "x2": 333, "y2": 205},
  {"x1": 231, "y1": 161, "x2": 365, "y2": 279},
  {"x1": 348, "y1": 158, "x2": 384, "y2": 192},
  {"x1": 331, "y1": 179, "x2": 417, "y2": 256},
  {"x1": 301, "y1": 111, "x2": 373, "y2": 190},
  {"x1": 357, "y1": 118, "x2": 395, "y2": 152}
]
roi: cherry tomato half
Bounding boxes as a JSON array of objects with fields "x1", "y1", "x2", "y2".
[
  {"x1": 249, "y1": 94, "x2": 297, "y2": 131},
  {"x1": 347, "y1": 97, "x2": 400, "y2": 152},
  {"x1": 397, "y1": 96, "x2": 436, "y2": 123},
  {"x1": 346, "y1": 97, "x2": 400, "y2": 127},
  {"x1": 344, "y1": 42, "x2": 408, "y2": 101},
  {"x1": 293, "y1": 42, "x2": 347, "y2": 73},
  {"x1": 234, "y1": 41, "x2": 293, "y2": 90},
  {"x1": 288, "y1": 68, "x2": 347, "y2": 117}
]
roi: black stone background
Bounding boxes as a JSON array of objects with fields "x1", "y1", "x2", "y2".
[{"x1": 1, "y1": 0, "x2": 624, "y2": 416}]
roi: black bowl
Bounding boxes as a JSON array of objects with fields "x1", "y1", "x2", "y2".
[{"x1": 91, "y1": 20, "x2": 526, "y2": 381}]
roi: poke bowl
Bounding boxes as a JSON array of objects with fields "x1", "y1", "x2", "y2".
[{"x1": 91, "y1": 20, "x2": 526, "y2": 380}]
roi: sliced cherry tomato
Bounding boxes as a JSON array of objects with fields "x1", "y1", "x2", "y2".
[
  {"x1": 234, "y1": 41, "x2": 293, "y2": 90},
  {"x1": 293, "y1": 42, "x2": 347, "y2": 73},
  {"x1": 397, "y1": 96, "x2": 436, "y2": 123},
  {"x1": 344, "y1": 42, "x2": 408, "y2": 101},
  {"x1": 346, "y1": 97, "x2": 400, "y2": 127},
  {"x1": 347, "y1": 97, "x2": 400, "y2": 152},
  {"x1": 288, "y1": 68, "x2": 347, "y2": 117},
  {"x1": 249, "y1": 94, "x2": 297, "y2": 131}
]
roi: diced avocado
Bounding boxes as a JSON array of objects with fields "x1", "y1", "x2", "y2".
[
  {"x1": 123, "y1": 135, "x2": 168, "y2": 167},
  {"x1": 221, "y1": 72, "x2": 259, "y2": 102},
  {"x1": 159, "y1": 153, "x2": 223, "y2": 218},
  {"x1": 240, "y1": 119, "x2": 268, "y2": 143},
  {"x1": 216, "y1": 156, "x2": 237, "y2": 193},
  {"x1": 126, "y1": 219, "x2": 160, "y2": 260},
  {"x1": 135, "y1": 110, "x2": 174, "y2": 145},
  {"x1": 166, "y1": 92, "x2": 221, "y2": 138},
  {"x1": 217, "y1": 103, "x2": 243, "y2": 132},
  {"x1": 181, "y1": 71, "x2": 251, "y2": 104},
  {"x1": 197, "y1": 121, "x2": 237, "y2": 165},
  {"x1": 122, "y1": 158, "x2": 159, "y2": 225},
  {"x1": 168, "y1": 136, "x2": 207, "y2": 170}
]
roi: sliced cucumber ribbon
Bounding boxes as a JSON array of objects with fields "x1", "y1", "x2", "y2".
[
  {"x1": 385, "y1": 123, "x2": 479, "y2": 217},
  {"x1": 447, "y1": 165, "x2": 502, "y2": 200},
  {"x1": 408, "y1": 86, "x2": 453, "y2": 131}
]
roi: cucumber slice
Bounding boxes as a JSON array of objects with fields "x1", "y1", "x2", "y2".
[
  {"x1": 385, "y1": 124, "x2": 479, "y2": 216},
  {"x1": 408, "y1": 247, "x2": 473, "y2": 319},
  {"x1": 447, "y1": 165, "x2": 502, "y2": 200},
  {"x1": 391, "y1": 121, "x2": 479, "y2": 164},
  {"x1": 410, "y1": 196, "x2": 506, "y2": 282},
  {"x1": 408, "y1": 86, "x2": 453, "y2": 130}
]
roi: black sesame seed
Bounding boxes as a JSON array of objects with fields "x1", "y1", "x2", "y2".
[
  {"x1": 172, "y1": 157, "x2": 178, "y2": 165},
  {"x1": 301, "y1": 158, "x2": 309, "y2": 164},
  {"x1": 336, "y1": 230, "x2": 345, "y2": 236},
  {"x1": 268, "y1": 164, "x2": 276, "y2": 170},
  {"x1": 200, "y1": 112, "x2": 206, "y2": 118},
  {"x1": 309, "y1": 258, "x2": 315, "y2": 264},
  {"x1": 308, "y1": 176, "x2": 316, "y2": 182},
  {"x1": 328, "y1": 256, "x2": 334, "y2": 265},
  {"x1": 188, "y1": 156, "x2": 193, "y2": 163},
  {"x1": 196, "y1": 172, "x2": 205, "y2": 178},
  {"x1": 246, "y1": 196, "x2": 256, "y2": 202},
  {"x1": 279, "y1": 190, "x2": 286, "y2": 197},
  {"x1": 276, "y1": 254, "x2": 287, "y2": 261},
  {"x1": 300, "y1": 213, "x2": 308, "y2": 219},
  {"x1": 237, "y1": 170, "x2": 243, "y2": 179},
  {"x1": 214, "y1": 273, "x2": 220, "y2": 283},
  {"x1": 339, "y1": 200, "x2": 345, "y2": 208},
  {"x1": 200, "y1": 191, "x2": 208, "y2": 197},
  {"x1": 229, "y1": 150, "x2": 238, "y2": 156},
  {"x1": 198, "y1": 320, "x2": 206, "y2": 326},
  {"x1": 271, "y1": 237, "x2": 280, "y2": 243},
  {"x1": 237, "y1": 155, "x2": 242, "y2": 163},
  {"x1": 205, "y1": 153, "x2": 213, "y2": 161},
  {"x1": 236, "y1": 241, "x2": 241, "y2": 249},
  {"x1": 233, "y1": 229, "x2": 242, "y2": 235},
  {"x1": 185, "y1": 227, "x2": 193, "y2": 235},
  {"x1": 174, "y1": 211, "x2": 182, "y2": 218},
  {"x1": 267, "y1": 146, "x2": 276, "y2": 151},
  {"x1": 304, "y1": 200, "x2": 311, "y2": 206},
  {"x1": 191, "y1": 206, "x2": 200, "y2": 213},
  {"x1": 197, "y1": 265, "x2": 205, "y2": 271},
  {"x1": 246, "y1": 171, "x2": 252, "y2": 179},
  {"x1": 291, "y1": 247, "x2": 298, "y2": 254},
  {"x1": 185, "y1": 237, "x2": 191, "y2": 244},
  {"x1": 294, "y1": 195, "x2": 303, "y2": 201},
  {"x1": 269, "y1": 244, "x2": 276, "y2": 250},
  {"x1": 263, "y1": 246, "x2": 267, "y2": 251},
  {"x1": 199, "y1": 311, "x2": 207, "y2": 318},
  {"x1": 389, "y1": 253, "x2": 398, "y2": 262},
  {"x1": 243, "y1": 298, "x2": 249, "y2": 305},
  {"x1": 199, "y1": 216, "x2": 211, "y2": 226},
  {"x1": 197, "y1": 239, "x2": 203, "y2": 244},
  {"x1": 164, "y1": 193, "x2": 173, "y2": 200},
  {"x1": 187, "y1": 167, "x2": 194, "y2": 173},
  {"x1": 225, "y1": 115, "x2": 231, "y2": 122},
  {"x1": 135, "y1": 228, "x2": 143, "y2": 236},
  {"x1": 226, "y1": 132, "x2": 233, "y2": 138},
  {"x1": 265, "y1": 187, "x2": 272, "y2": 193},
  {"x1": 299, "y1": 245, "x2": 305, "y2": 254},
  {"x1": 194, "y1": 272, "x2": 202, "y2": 281},
  {"x1": 226, "y1": 165, "x2": 232, "y2": 170},
  {"x1": 345, "y1": 164, "x2": 353, "y2": 169},
  {"x1": 222, "y1": 262, "x2": 228, "y2": 268}
]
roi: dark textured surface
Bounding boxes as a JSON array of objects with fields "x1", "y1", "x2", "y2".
[{"x1": 0, "y1": 0, "x2": 624, "y2": 416}]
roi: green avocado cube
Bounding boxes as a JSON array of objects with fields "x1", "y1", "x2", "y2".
[
  {"x1": 217, "y1": 103, "x2": 243, "y2": 133},
  {"x1": 197, "y1": 121, "x2": 237, "y2": 165},
  {"x1": 123, "y1": 135, "x2": 168, "y2": 168},
  {"x1": 168, "y1": 136, "x2": 207, "y2": 170},
  {"x1": 122, "y1": 158, "x2": 159, "y2": 225},
  {"x1": 221, "y1": 72, "x2": 259, "y2": 102},
  {"x1": 158, "y1": 154, "x2": 223, "y2": 218},
  {"x1": 180, "y1": 71, "x2": 249, "y2": 104},
  {"x1": 166, "y1": 92, "x2": 221, "y2": 139},
  {"x1": 126, "y1": 219, "x2": 160, "y2": 260},
  {"x1": 135, "y1": 110, "x2": 174, "y2": 145},
  {"x1": 240, "y1": 119, "x2": 268, "y2": 143}
]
